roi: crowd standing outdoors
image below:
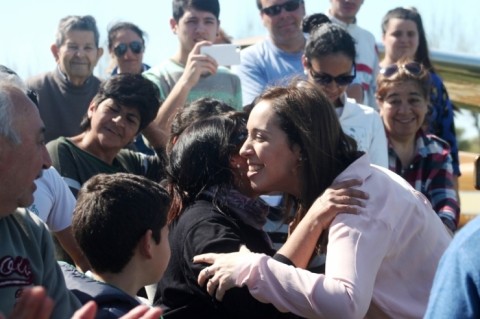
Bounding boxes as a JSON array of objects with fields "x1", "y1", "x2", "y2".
[{"x1": 0, "y1": 0, "x2": 473, "y2": 318}]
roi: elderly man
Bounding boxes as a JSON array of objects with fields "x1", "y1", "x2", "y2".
[
  {"x1": 27, "y1": 15, "x2": 103, "y2": 142},
  {"x1": 0, "y1": 76, "x2": 163, "y2": 319},
  {"x1": 233, "y1": 0, "x2": 306, "y2": 104},
  {"x1": 0, "y1": 80, "x2": 80, "y2": 317}
]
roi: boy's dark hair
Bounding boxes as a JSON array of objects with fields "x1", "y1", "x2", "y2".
[
  {"x1": 172, "y1": 0, "x2": 220, "y2": 21},
  {"x1": 72, "y1": 173, "x2": 170, "y2": 274},
  {"x1": 80, "y1": 73, "x2": 161, "y2": 133}
]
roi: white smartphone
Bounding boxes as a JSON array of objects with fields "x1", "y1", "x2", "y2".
[{"x1": 200, "y1": 44, "x2": 241, "y2": 66}]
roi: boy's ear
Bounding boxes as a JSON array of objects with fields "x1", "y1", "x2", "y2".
[{"x1": 138, "y1": 229, "x2": 154, "y2": 259}]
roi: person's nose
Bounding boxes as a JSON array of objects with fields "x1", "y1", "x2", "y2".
[
  {"x1": 239, "y1": 138, "x2": 252, "y2": 157},
  {"x1": 41, "y1": 145, "x2": 52, "y2": 169},
  {"x1": 112, "y1": 115, "x2": 125, "y2": 126}
]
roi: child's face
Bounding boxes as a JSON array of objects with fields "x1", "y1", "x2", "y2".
[{"x1": 171, "y1": 8, "x2": 219, "y2": 54}]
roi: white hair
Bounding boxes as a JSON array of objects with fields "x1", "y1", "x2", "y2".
[{"x1": 0, "y1": 72, "x2": 27, "y2": 144}]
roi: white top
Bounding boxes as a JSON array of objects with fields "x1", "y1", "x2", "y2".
[
  {"x1": 29, "y1": 166, "x2": 76, "y2": 232},
  {"x1": 337, "y1": 94, "x2": 388, "y2": 167}
]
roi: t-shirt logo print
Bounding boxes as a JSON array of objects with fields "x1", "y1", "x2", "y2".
[{"x1": 0, "y1": 256, "x2": 33, "y2": 288}]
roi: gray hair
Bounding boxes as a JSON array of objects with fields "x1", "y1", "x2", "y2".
[
  {"x1": 55, "y1": 15, "x2": 100, "y2": 47},
  {"x1": 0, "y1": 66, "x2": 27, "y2": 144},
  {"x1": 0, "y1": 84, "x2": 21, "y2": 144}
]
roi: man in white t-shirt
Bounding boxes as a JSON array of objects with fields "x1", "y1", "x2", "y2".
[{"x1": 327, "y1": 0, "x2": 379, "y2": 108}]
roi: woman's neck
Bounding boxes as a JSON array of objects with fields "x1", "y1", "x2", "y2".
[{"x1": 389, "y1": 135, "x2": 416, "y2": 169}]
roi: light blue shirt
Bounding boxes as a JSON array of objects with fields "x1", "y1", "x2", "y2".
[
  {"x1": 424, "y1": 216, "x2": 480, "y2": 318},
  {"x1": 232, "y1": 37, "x2": 305, "y2": 104}
]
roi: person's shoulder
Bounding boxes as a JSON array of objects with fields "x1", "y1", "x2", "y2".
[
  {"x1": 46, "y1": 136, "x2": 70, "y2": 151},
  {"x1": 423, "y1": 133, "x2": 451, "y2": 151},
  {"x1": 26, "y1": 71, "x2": 54, "y2": 88},
  {"x1": 60, "y1": 263, "x2": 139, "y2": 318}
]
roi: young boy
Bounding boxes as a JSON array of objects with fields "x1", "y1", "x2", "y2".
[
  {"x1": 143, "y1": 0, "x2": 242, "y2": 148},
  {"x1": 61, "y1": 173, "x2": 170, "y2": 318}
]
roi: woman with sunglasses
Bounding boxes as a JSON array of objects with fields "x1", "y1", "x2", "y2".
[
  {"x1": 107, "y1": 22, "x2": 155, "y2": 154},
  {"x1": 107, "y1": 21, "x2": 150, "y2": 75},
  {"x1": 192, "y1": 81, "x2": 451, "y2": 319},
  {"x1": 302, "y1": 19, "x2": 388, "y2": 167},
  {"x1": 380, "y1": 7, "x2": 460, "y2": 186},
  {"x1": 377, "y1": 60, "x2": 460, "y2": 233}
]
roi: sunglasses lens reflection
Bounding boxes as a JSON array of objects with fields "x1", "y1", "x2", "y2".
[{"x1": 114, "y1": 42, "x2": 143, "y2": 57}]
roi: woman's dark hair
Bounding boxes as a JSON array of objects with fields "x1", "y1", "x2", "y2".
[
  {"x1": 107, "y1": 21, "x2": 147, "y2": 50},
  {"x1": 381, "y1": 7, "x2": 434, "y2": 71},
  {"x1": 304, "y1": 23, "x2": 356, "y2": 66},
  {"x1": 166, "y1": 112, "x2": 247, "y2": 223},
  {"x1": 302, "y1": 13, "x2": 331, "y2": 34},
  {"x1": 255, "y1": 81, "x2": 359, "y2": 229},
  {"x1": 80, "y1": 73, "x2": 161, "y2": 133},
  {"x1": 167, "y1": 97, "x2": 235, "y2": 154}
]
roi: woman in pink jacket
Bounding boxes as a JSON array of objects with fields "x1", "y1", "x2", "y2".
[{"x1": 194, "y1": 81, "x2": 451, "y2": 319}]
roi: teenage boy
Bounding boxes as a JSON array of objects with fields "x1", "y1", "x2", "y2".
[
  {"x1": 61, "y1": 173, "x2": 171, "y2": 317},
  {"x1": 144, "y1": 0, "x2": 242, "y2": 148}
]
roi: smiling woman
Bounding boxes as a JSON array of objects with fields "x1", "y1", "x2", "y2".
[{"x1": 45, "y1": 73, "x2": 165, "y2": 198}]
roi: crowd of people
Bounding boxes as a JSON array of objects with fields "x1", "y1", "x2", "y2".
[{"x1": 0, "y1": 0, "x2": 475, "y2": 318}]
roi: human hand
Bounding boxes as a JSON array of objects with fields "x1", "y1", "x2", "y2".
[
  {"x1": 72, "y1": 301, "x2": 163, "y2": 319},
  {"x1": 0, "y1": 286, "x2": 54, "y2": 319},
  {"x1": 181, "y1": 41, "x2": 218, "y2": 88},
  {"x1": 306, "y1": 179, "x2": 368, "y2": 231},
  {"x1": 194, "y1": 245, "x2": 252, "y2": 301}
]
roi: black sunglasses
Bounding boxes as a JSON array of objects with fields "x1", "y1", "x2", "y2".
[
  {"x1": 309, "y1": 64, "x2": 356, "y2": 86},
  {"x1": 379, "y1": 62, "x2": 422, "y2": 78},
  {"x1": 261, "y1": 0, "x2": 303, "y2": 17},
  {"x1": 113, "y1": 41, "x2": 144, "y2": 57}
]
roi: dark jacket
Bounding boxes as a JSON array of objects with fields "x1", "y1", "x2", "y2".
[
  {"x1": 60, "y1": 262, "x2": 141, "y2": 319},
  {"x1": 157, "y1": 199, "x2": 292, "y2": 319}
]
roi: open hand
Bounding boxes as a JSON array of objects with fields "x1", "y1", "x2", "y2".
[{"x1": 194, "y1": 245, "x2": 252, "y2": 301}]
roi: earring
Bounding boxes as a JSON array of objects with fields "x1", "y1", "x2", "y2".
[
  {"x1": 303, "y1": 69, "x2": 308, "y2": 75},
  {"x1": 236, "y1": 164, "x2": 241, "y2": 169}
]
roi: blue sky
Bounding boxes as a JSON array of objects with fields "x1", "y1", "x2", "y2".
[{"x1": 1, "y1": 0, "x2": 478, "y2": 80}]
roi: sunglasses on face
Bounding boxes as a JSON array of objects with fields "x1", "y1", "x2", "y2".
[
  {"x1": 261, "y1": 0, "x2": 303, "y2": 17},
  {"x1": 113, "y1": 41, "x2": 144, "y2": 57},
  {"x1": 309, "y1": 65, "x2": 356, "y2": 86},
  {"x1": 379, "y1": 62, "x2": 422, "y2": 78}
]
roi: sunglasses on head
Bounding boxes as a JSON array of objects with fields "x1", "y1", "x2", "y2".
[
  {"x1": 113, "y1": 41, "x2": 144, "y2": 57},
  {"x1": 379, "y1": 62, "x2": 422, "y2": 78},
  {"x1": 309, "y1": 64, "x2": 356, "y2": 86},
  {"x1": 261, "y1": 0, "x2": 303, "y2": 17}
]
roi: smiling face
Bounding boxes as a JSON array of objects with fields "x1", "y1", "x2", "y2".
[
  {"x1": 304, "y1": 53, "x2": 354, "y2": 105},
  {"x1": 52, "y1": 30, "x2": 103, "y2": 86},
  {"x1": 378, "y1": 80, "x2": 428, "y2": 141},
  {"x1": 0, "y1": 88, "x2": 52, "y2": 216},
  {"x1": 86, "y1": 98, "x2": 141, "y2": 151},
  {"x1": 110, "y1": 28, "x2": 145, "y2": 74},
  {"x1": 260, "y1": 0, "x2": 305, "y2": 47},
  {"x1": 239, "y1": 100, "x2": 301, "y2": 197},
  {"x1": 170, "y1": 8, "x2": 219, "y2": 55},
  {"x1": 383, "y1": 18, "x2": 419, "y2": 64}
]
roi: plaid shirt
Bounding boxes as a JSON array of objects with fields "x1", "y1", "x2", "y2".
[{"x1": 388, "y1": 130, "x2": 459, "y2": 232}]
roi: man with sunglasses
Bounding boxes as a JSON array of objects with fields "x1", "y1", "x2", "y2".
[
  {"x1": 327, "y1": 0, "x2": 379, "y2": 109},
  {"x1": 233, "y1": 0, "x2": 306, "y2": 104},
  {"x1": 26, "y1": 15, "x2": 103, "y2": 143}
]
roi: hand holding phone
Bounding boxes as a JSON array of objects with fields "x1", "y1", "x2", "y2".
[{"x1": 200, "y1": 44, "x2": 241, "y2": 66}]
